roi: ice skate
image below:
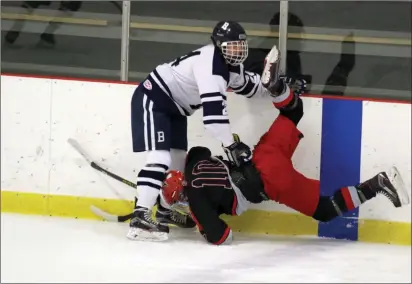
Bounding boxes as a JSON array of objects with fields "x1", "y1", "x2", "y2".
[
  {"x1": 127, "y1": 206, "x2": 169, "y2": 242},
  {"x1": 359, "y1": 166, "x2": 410, "y2": 207},
  {"x1": 156, "y1": 203, "x2": 196, "y2": 229}
]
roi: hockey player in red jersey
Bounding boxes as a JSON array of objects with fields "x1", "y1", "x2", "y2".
[{"x1": 158, "y1": 47, "x2": 410, "y2": 245}]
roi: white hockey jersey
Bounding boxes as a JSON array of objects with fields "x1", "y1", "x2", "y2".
[{"x1": 146, "y1": 44, "x2": 271, "y2": 146}]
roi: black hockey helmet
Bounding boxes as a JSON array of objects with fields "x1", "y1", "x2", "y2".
[{"x1": 211, "y1": 21, "x2": 248, "y2": 66}]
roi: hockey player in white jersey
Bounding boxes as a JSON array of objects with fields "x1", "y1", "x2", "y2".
[{"x1": 128, "y1": 20, "x2": 278, "y2": 241}]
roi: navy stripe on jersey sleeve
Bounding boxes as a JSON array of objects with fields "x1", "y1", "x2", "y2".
[
  {"x1": 200, "y1": 92, "x2": 229, "y2": 125},
  {"x1": 231, "y1": 73, "x2": 259, "y2": 98}
]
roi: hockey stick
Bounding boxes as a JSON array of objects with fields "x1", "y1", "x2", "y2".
[
  {"x1": 67, "y1": 138, "x2": 137, "y2": 189},
  {"x1": 68, "y1": 138, "x2": 190, "y2": 222},
  {"x1": 90, "y1": 204, "x2": 133, "y2": 222},
  {"x1": 67, "y1": 138, "x2": 136, "y2": 222}
]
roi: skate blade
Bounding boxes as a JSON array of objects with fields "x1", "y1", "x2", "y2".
[
  {"x1": 388, "y1": 166, "x2": 410, "y2": 207},
  {"x1": 261, "y1": 45, "x2": 280, "y2": 85},
  {"x1": 126, "y1": 228, "x2": 168, "y2": 242}
]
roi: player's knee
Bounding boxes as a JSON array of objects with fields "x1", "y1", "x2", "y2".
[
  {"x1": 146, "y1": 150, "x2": 172, "y2": 168},
  {"x1": 170, "y1": 149, "x2": 187, "y2": 172},
  {"x1": 312, "y1": 196, "x2": 339, "y2": 222},
  {"x1": 137, "y1": 151, "x2": 171, "y2": 198}
]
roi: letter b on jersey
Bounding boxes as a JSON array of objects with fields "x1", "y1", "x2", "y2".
[{"x1": 157, "y1": 131, "x2": 165, "y2": 143}]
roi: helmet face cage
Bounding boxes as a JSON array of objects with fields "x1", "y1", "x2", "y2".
[{"x1": 220, "y1": 40, "x2": 248, "y2": 66}]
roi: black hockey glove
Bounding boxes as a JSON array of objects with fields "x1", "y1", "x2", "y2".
[
  {"x1": 280, "y1": 76, "x2": 307, "y2": 96},
  {"x1": 266, "y1": 76, "x2": 308, "y2": 98},
  {"x1": 223, "y1": 134, "x2": 252, "y2": 167}
]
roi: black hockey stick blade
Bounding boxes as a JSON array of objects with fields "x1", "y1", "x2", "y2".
[
  {"x1": 90, "y1": 205, "x2": 133, "y2": 222},
  {"x1": 67, "y1": 138, "x2": 137, "y2": 189}
]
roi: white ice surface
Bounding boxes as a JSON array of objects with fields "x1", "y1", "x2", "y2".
[{"x1": 1, "y1": 213, "x2": 411, "y2": 283}]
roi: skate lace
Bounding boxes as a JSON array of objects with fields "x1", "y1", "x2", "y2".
[
  {"x1": 144, "y1": 210, "x2": 160, "y2": 225},
  {"x1": 171, "y1": 211, "x2": 186, "y2": 224}
]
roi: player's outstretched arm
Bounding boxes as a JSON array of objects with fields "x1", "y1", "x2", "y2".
[
  {"x1": 229, "y1": 45, "x2": 306, "y2": 100},
  {"x1": 193, "y1": 62, "x2": 253, "y2": 166},
  {"x1": 230, "y1": 68, "x2": 271, "y2": 99},
  {"x1": 229, "y1": 45, "x2": 279, "y2": 99}
]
